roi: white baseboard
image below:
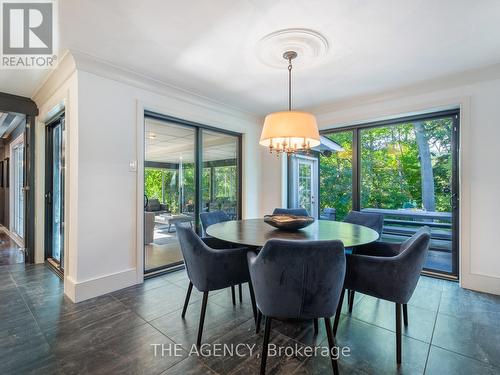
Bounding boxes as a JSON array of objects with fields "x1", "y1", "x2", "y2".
[
  {"x1": 64, "y1": 268, "x2": 138, "y2": 303},
  {"x1": 461, "y1": 273, "x2": 500, "y2": 296}
]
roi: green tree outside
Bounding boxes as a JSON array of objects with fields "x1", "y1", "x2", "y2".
[{"x1": 320, "y1": 119, "x2": 452, "y2": 220}]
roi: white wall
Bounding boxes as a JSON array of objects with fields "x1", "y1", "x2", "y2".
[
  {"x1": 33, "y1": 51, "x2": 79, "y2": 300},
  {"x1": 35, "y1": 51, "x2": 500, "y2": 300},
  {"x1": 34, "y1": 52, "x2": 263, "y2": 302},
  {"x1": 260, "y1": 70, "x2": 500, "y2": 295}
]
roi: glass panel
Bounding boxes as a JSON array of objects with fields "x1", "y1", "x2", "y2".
[
  {"x1": 360, "y1": 118, "x2": 454, "y2": 273},
  {"x1": 319, "y1": 131, "x2": 353, "y2": 221},
  {"x1": 144, "y1": 118, "x2": 195, "y2": 272},
  {"x1": 52, "y1": 125, "x2": 62, "y2": 262},
  {"x1": 298, "y1": 161, "x2": 312, "y2": 215},
  {"x1": 13, "y1": 144, "x2": 24, "y2": 238},
  {"x1": 201, "y1": 130, "x2": 239, "y2": 220}
]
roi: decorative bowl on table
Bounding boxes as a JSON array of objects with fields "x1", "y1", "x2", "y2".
[{"x1": 263, "y1": 214, "x2": 315, "y2": 231}]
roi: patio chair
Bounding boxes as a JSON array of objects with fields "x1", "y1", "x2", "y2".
[{"x1": 145, "y1": 198, "x2": 169, "y2": 214}]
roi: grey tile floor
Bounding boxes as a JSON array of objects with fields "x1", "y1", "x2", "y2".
[{"x1": 1, "y1": 263, "x2": 500, "y2": 375}]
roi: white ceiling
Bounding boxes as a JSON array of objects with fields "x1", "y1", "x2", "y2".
[
  {"x1": 145, "y1": 118, "x2": 237, "y2": 163},
  {"x1": 2, "y1": 0, "x2": 500, "y2": 114}
]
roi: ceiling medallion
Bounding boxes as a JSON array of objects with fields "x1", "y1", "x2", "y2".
[{"x1": 256, "y1": 28, "x2": 329, "y2": 69}]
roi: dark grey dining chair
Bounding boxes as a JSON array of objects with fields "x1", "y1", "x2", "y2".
[
  {"x1": 175, "y1": 222, "x2": 257, "y2": 347},
  {"x1": 320, "y1": 207, "x2": 337, "y2": 221},
  {"x1": 200, "y1": 210, "x2": 230, "y2": 237},
  {"x1": 333, "y1": 227, "x2": 431, "y2": 364},
  {"x1": 343, "y1": 211, "x2": 384, "y2": 235},
  {"x1": 248, "y1": 239, "x2": 346, "y2": 375},
  {"x1": 199, "y1": 210, "x2": 244, "y2": 304},
  {"x1": 343, "y1": 210, "x2": 384, "y2": 311},
  {"x1": 272, "y1": 207, "x2": 309, "y2": 216}
]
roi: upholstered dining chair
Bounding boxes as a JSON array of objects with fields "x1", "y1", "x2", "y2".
[
  {"x1": 200, "y1": 210, "x2": 230, "y2": 237},
  {"x1": 248, "y1": 239, "x2": 346, "y2": 375},
  {"x1": 200, "y1": 210, "x2": 244, "y2": 304},
  {"x1": 175, "y1": 223, "x2": 257, "y2": 347},
  {"x1": 343, "y1": 211, "x2": 384, "y2": 236},
  {"x1": 343, "y1": 211, "x2": 384, "y2": 311},
  {"x1": 333, "y1": 227, "x2": 431, "y2": 364},
  {"x1": 272, "y1": 207, "x2": 309, "y2": 216}
]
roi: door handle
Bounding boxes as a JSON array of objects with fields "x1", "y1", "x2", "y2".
[
  {"x1": 450, "y1": 193, "x2": 458, "y2": 210},
  {"x1": 45, "y1": 192, "x2": 52, "y2": 204}
]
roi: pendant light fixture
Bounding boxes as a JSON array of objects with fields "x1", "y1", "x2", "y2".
[{"x1": 260, "y1": 51, "x2": 320, "y2": 155}]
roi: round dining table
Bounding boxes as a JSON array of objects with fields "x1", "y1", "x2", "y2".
[{"x1": 206, "y1": 218, "x2": 379, "y2": 248}]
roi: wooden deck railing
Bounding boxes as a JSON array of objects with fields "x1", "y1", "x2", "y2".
[{"x1": 361, "y1": 208, "x2": 452, "y2": 252}]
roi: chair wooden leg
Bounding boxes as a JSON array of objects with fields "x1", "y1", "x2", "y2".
[
  {"x1": 231, "y1": 285, "x2": 236, "y2": 305},
  {"x1": 248, "y1": 282, "x2": 258, "y2": 323},
  {"x1": 333, "y1": 288, "x2": 345, "y2": 337},
  {"x1": 196, "y1": 291, "x2": 209, "y2": 347},
  {"x1": 239, "y1": 284, "x2": 243, "y2": 303},
  {"x1": 313, "y1": 318, "x2": 319, "y2": 334},
  {"x1": 181, "y1": 281, "x2": 193, "y2": 318},
  {"x1": 256, "y1": 310, "x2": 262, "y2": 334},
  {"x1": 324, "y1": 317, "x2": 340, "y2": 375},
  {"x1": 403, "y1": 304, "x2": 408, "y2": 326},
  {"x1": 395, "y1": 303, "x2": 402, "y2": 364},
  {"x1": 260, "y1": 316, "x2": 272, "y2": 375},
  {"x1": 348, "y1": 290, "x2": 355, "y2": 313}
]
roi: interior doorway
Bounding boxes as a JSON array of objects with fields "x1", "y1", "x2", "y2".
[
  {"x1": 0, "y1": 92, "x2": 37, "y2": 265},
  {"x1": 10, "y1": 133, "x2": 24, "y2": 243}
]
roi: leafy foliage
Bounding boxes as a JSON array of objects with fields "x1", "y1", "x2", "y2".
[
  {"x1": 145, "y1": 164, "x2": 238, "y2": 214},
  {"x1": 320, "y1": 119, "x2": 453, "y2": 220},
  {"x1": 144, "y1": 168, "x2": 181, "y2": 212}
]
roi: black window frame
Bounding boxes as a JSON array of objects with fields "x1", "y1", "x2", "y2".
[
  {"x1": 143, "y1": 111, "x2": 243, "y2": 274},
  {"x1": 310, "y1": 109, "x2": 460, "y2": 279},
  {"x1": 44, "y1": 113, "x2": 66, "y2": 278}
]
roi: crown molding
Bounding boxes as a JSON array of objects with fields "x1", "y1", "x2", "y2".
[
  {"x1": 32, "y1": 49, "x2": 260, "y2": 126},
  {"x1": 68, "y1": 49, "x2": 260, "y2": 126},
  {"x1": 308, "y1": 62, "x2": 500, "y2": 116},
  {"x1": 32, "y1": 50, "x2": 77, "y2": 106}
]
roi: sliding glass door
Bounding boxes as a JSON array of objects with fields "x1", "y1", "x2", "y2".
[
  {"x1": 201, "y1": 130, "x2": 240, "y2": 220},
  {"x1": 320, "y1": 110, "x2": 459, "y2": 278},
  {"x1": 144, "y1": 113, "x2": 241, "y2": 274},
  {"x1": 319, "y1": 131, "x2": 353, "y2": 221}
]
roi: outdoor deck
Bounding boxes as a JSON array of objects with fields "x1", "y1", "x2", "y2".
[{"x1": 362, "y1": 208, "x2": 454, "y2": 274}]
